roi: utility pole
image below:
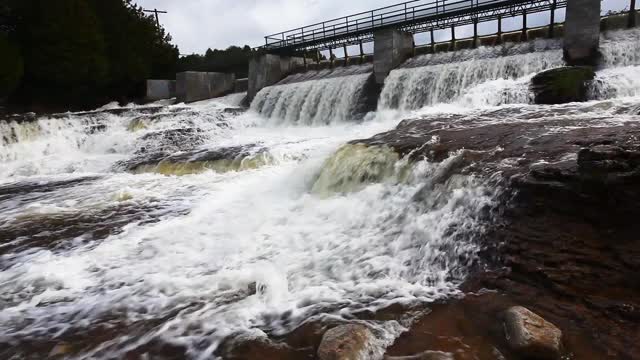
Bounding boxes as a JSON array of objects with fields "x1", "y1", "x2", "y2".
[{"x1": 144, "y1": 8, "x2": 167, "y2": 28}]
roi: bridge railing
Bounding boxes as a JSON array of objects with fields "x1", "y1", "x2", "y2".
[{"x1": 263, "y1": 0, "x2": 533, "y2": 50}]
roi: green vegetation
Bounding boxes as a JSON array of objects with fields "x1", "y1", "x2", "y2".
[
  {"x1": 179, "y1": 46, "x2": 256, "y2": 79},
  {"x1": 531, "y1": 66, "x2": 596, "y2": 105},
  {"x1": 178, "y1": 47, "x2": 325, "y2": 79},
  {"x1": 1, "y1": 0, "x2": 179, "y2": 110},
  {"x1": 0, "y1": 33, "x2": 23, "y2": 98}
]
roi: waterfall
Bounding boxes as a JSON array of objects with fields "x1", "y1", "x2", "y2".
[
  {"x1": 4, "y1": 26, "x2": 640, "y2": 360},
  {"x1": 251, "y1": 72, "x2": 373, "y2": 125},
  {"x1": 379, "y1": 41, "x2": 564, "y2": 110}
]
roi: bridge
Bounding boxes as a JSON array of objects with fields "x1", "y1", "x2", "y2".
[
  {"x1": 149, "y1": 0, "x2": 638, "y2": 104},
  {"x1": 260, "y1": 0, "x2": 569, "y2": 54}
]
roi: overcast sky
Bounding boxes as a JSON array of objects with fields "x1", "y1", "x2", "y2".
[{"x1": 134, "y1": 0, "x2": 632, "y2": 55}]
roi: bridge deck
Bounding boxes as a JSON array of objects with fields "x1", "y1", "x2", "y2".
[{"x1": 261, "y1": 0, "x2": 566, "y2": 53}]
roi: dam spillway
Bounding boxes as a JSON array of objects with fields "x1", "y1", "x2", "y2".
[{"x1": 3, "y1": 10, "x2": 640, "y2": 360}]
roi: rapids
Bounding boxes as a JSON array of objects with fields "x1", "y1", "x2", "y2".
[{"x1": 2, "y1": 28, "x2": 640, "y2": 360}]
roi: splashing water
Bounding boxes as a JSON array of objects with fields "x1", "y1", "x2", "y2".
[
  {"x1": 380, "y1": 28, "x2": 640, "y2": 111},
  {"x1": 2, "y1": 27, "x2": 640, "y2": 360},
  {"x1": 251, "y1": 73, "x2": 373, "y2": 125}
]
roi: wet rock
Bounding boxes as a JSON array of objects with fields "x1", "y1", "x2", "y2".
[
  {"x1": 531, "y1": 66, "x2": 595, "y2": 105},
  {"x1": 49, "y1": 343, "x2": 72, "y2": 357},
  {"x1": 503, "y1": 306, "x2": 562, "y2": 360},
  {"x1": 351, "y1": 107, "x2": 640, "y2": 359},
  {"x1": 317, "y1": 324, "x2": 374, "y2": 360},
  {"x1": 385, "y1": 351, "x2": 454, "y2": 360},
  {"x1": 220, "y1": 334, "x2": 311, "y2": 360}
]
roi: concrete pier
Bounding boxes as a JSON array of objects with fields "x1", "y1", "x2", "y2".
[
  {"x1": 146, "y1": 80, "x2": 176, "y2": 101},
  {"x1": 234, "y1": 78, "x2": 248, "y2": 93},
  {"x1": 564, "y1": 0, "x2": 601, "y2": 66},
  {"x1": 247, "y1": 54, "x2": 305, "y2": 103},
  {"x1": 176, "y1": 72, "x2": 235, "y2": 103},
  {"x1": 373, "y1": 29, "x2": 414, "y2": 84}
]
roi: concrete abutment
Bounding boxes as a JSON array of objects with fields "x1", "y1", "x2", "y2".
[
  {"x1": 247, "y1": 54, "x2": 305, "y2": 103},
  {"x1": 146, "y1": 80, "x2": 176, "y2": 102},
  {"x1": 373, "y1": 29, "x2": 414, "y2": 85},
  {"x1": 176, "y1": 72, "x2": 236, "y2": 103},
  {"x1": 564, "y1": 0, "x2": 602, "y2": 66}
]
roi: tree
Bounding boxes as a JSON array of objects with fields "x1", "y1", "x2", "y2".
[
  {"x1": 88, "y1": 0, "x2": 178, "y2": 99},
  {"x1": 3, "y1": 0, "x2": 179, "y2": 109},
  {"x1": 14, "y1": 0, "x2": 108, "y2": 105},
  {"x1": 178, "y1": 45, "x2": 255, "y2": 78},
  {"x1": 0, "y1": 33, "x2": 23, "y2": 98}
]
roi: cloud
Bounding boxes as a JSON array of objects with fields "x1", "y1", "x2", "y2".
[{"x1": 134, "y1": 0, "x2": 633, "y2": 54}]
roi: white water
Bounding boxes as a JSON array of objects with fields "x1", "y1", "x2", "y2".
[
  {"x1": 251, "y1": 73, "x2": 372, "y2": 125},
  {"x1": 2, "y1": 28, "x2": 640, "y2": 360},
  {"x1": 380, "y1": 29, "x2": 640, "y2": 111}
]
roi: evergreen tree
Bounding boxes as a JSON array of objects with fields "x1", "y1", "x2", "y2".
[
  {"x1": 0, "y1": 33, "x2": 23, "y2": 98},
  {"x1": 17, "y1": 0, "x2": 108, "y2": 105},
  {"x1": 3, "y1": 0, "x2": 179, "y2": 109},
  {"x1": 88, "y1": 0, "x2": 178, "y2": 99}
]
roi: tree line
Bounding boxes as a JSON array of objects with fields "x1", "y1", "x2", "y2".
[
  {"x1": 0, "y1": 0, "x2": 179, "y2": 111},
  {"x1": 0, "y1": 0, "x2": 322, "y2": 112}
]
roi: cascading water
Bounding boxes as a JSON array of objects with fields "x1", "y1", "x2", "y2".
[
  {"x1": 379, "y1": 40, "x2": 565, "y2": 110},
  {"x1": 251, "y1": 65, "x2": 374, "y2": 125},
  {"x1": 2, "y1": 26, "x2": 640, "y2": 360},
  {"x1": 379, "y1": 28, "x2": 640, "y2": 111}
]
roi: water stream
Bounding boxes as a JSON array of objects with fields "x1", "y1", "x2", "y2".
[{"x1": 2, "y1": 28, "x2": 640, "y2": 360}]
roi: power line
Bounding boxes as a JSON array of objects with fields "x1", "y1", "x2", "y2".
[{"x1": 143, "y1": 8, "x2": 167, "y2": 28}]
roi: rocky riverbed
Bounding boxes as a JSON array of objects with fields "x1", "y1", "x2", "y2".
[{"x1": 213, "y1": 102, "x2": 640, "y2": 360}]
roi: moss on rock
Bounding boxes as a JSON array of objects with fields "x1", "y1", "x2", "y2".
[{"x1": 531, "y1": 66, "x2": 596, "y2": 105}]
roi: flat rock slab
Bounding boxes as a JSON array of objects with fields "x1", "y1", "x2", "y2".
[{"x1": 504, "y1": 306, "x2": 562, "y2": 360}]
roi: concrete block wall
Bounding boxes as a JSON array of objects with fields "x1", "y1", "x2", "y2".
[
  {"x1": 176, "y1": 72, "x2": 236, "y2": 103},
  {"x1": 234, "y1": 78, "x2": 248, "y2": 93},
  {"x1": 373, "y1": 29, "x2": 414, "y2": 84},
  {"x1": 146, "y1": 80, "x2": 176, "y2": 101},
  {"x1": 247, "y1": 54, "x2": 305, "y2": 103},
  {"x1": 564, "y1": 0, "x2": 601, "y2": 66}
]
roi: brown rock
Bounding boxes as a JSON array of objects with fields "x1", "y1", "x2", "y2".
[
  {"x1": 504, "y1": 306, "x2": 563, "y2": 359},
  {"x1": 317, "y1": 324, "x2": 374, "y2": 360},
  {"x1": 384, "y1": 350, "x2": 455, "y2": 360},
  {"x1": 49, "y1": 343, "x2": 72, "y2": 357}
]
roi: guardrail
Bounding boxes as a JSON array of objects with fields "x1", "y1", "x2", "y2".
[{"x1": 262, "y1": 0, "x2": 553, "y2": 51}]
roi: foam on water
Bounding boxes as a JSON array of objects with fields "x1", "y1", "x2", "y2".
[
  {"x1": 379, "y1": 28, "x2": 640, "y2": 112},
  {"x1": 251, "y1": 73, "x2": 372, "y2": 125},
  {"x1": 3, "y1": 27, "x2": 640, "y2": 360}
]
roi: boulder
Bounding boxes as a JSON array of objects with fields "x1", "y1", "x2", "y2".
[
  {"x1": 531, "y1": 66, "x2": 595, "y2": 105},
  {"x1": 317, "y1": 324, "x2": 374, "y2": 360},
  {"x1": 503, "y1": 306, "x2": 562, "y2": 360}
]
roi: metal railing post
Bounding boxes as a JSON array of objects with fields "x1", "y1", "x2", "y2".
[
  {"x1": 522, "y1": 9, "x2": 528, "y2": 41},
  {"x1": 630, "y1": 0, "x2": 637, "y2": 28},
  {"x1": 497, "y1": 15, "x2": 503, "y2": 45},
  {"x1": 451, "y1": 24, "x2": 456, "y2": 50},
  {"x1": 430, "y1": 28, "x2": 435, "y2": 53},
  {"x1": 343, "y1": 44, "x2": 348, "y2": 65},
  {"x1": 549, "y1": 0, "x2": 556, "y2": 38},
  {"x1": 473, "y1": 18, "x2": 478, "y2": 48}
]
